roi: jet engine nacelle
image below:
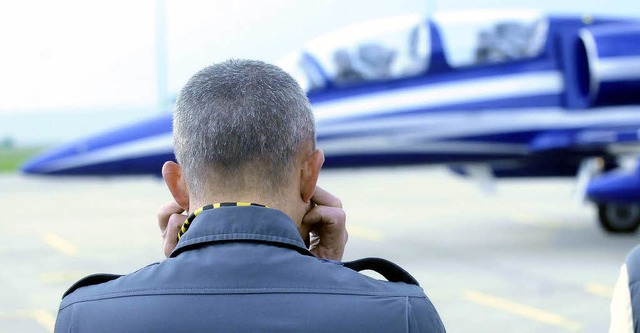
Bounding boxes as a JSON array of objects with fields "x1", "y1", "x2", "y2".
[
  {"x1": 586, "y1": 165, "x2": 640, "y2": 233},
  {"x1": 572, "y1": 23, "x2": 640, "y2": 107},
  {"x1": 587, "y1": 168, "x2": 640, "y2": 204}
]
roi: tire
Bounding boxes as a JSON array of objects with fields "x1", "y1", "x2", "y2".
[{"x1": 598, "y1": 203, "x2": 640, "y2": 233}]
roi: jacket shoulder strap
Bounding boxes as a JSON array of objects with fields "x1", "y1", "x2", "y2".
[
  {"x1": 342, "y1": 257, "x2": 420, "y2": 286},
  {"x1": 63, "y1": 273, "x2": 123, "y2": 298}
]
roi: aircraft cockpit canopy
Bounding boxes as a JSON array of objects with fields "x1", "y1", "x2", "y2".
[
  {"x1": 434, "y1": 10, "x2": 548, "y2": 67},
  {"x1": 279, "y1": 11, "x2": 549, "y2": 92},
  {"x1": 279, "y1": 14, "x2": 430, "y2": 92}
]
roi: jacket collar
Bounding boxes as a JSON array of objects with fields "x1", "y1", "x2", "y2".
[{"x1": 170, "y1": 206, "x2": 314, "y2": 258}]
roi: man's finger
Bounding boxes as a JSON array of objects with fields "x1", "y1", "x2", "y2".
[
  {"x1": 167, "y1": 213, "x2": 187, "y2": 235},
  {"x1": 163, "y1": 213, "x2": 187, "y2": 257},
  {"x1": 157, "y1": 201, "x2": 185, "y2": 232},
  {"x1": 311, "y1": 186, "x2": 342, "y2": 208},
  {"x1": 302, "y1": 205, "x2": 346, "y2": 229},
  {"x1": 302, "y1": 205, "x2": 347, "y2": 261}
]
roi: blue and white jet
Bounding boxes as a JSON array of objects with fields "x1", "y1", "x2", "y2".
[{"x1": 22, "y1": 10, "x2": 640, "y2": 233}]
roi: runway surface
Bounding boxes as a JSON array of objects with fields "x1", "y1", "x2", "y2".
[{"x1": 1, "y1": 166, "x2": 638, "y2": 332}]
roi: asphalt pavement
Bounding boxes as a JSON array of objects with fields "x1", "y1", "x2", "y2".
[{"x1": 1, "y1": 166, "x2": 638, "y2": 332}]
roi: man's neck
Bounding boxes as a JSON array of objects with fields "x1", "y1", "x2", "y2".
[{"x1": 190, "y1": 193, "x2": 305, "y2": 228}]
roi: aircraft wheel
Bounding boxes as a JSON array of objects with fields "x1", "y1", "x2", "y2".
[{"x1": 598, "y1": 203, "x2": 640, "y2": 233}]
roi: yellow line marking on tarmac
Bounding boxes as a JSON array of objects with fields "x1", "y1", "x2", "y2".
[
  {"x1": 41, "y1": 233, "x2": 77, "y2": 256},
  {"x1": 464, "y1": 290, "x2": 582, "y2": 332},
  {"x1": 585, "y1": 282, "x2": 613, "y2": 298},
  {"x1": 0, "y1": 309, "x2": 56, "y2": 332},
  {"x1": 28, "y1": 309, "x2": 56, "y2": 332},
  {"x1": 40, "y1": 271, "x2": 89, "y2": 284},
  {"x1": 347, "y1": 225, "x2": 383, "y2": 241}
]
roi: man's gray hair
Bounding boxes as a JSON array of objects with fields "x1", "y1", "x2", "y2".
[{"x1": 173, "y1": 59, "x2": 315, "y2": 199}]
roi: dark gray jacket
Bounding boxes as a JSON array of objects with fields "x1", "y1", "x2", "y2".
[{"x1": 55, "y1": 206, "x2": 445, "y2": 332}]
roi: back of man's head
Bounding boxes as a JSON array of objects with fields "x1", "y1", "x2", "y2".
[{"x1": 173, "y1": 59, "x2": 315, "y2": 201}]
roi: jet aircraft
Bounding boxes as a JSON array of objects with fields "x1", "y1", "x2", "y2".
[{"x1": 22, "y1": 10, "x2": 640, "y2": 233}]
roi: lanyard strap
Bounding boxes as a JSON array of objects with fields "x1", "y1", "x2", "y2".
[{"x1": 177, "y1": 202, "x2": 267, "y2": 240}]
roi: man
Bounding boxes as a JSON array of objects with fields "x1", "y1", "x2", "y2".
[
  {"x1": 55, "y1": 59, "x2": 445, "y2": 332},
  {"x1": 610, "y1": 244, "x2": 640, "y2": 333}
]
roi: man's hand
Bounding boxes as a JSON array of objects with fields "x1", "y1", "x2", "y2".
[
  {"x1": 302, "y1": 186, "x2": 348, "y2": 261},
  {"x1": 157, "y1": 201, "x2": 187, "y2": 258},
  {"x1": 156, "y1": 187, "x2": 348, "y2": 260}
]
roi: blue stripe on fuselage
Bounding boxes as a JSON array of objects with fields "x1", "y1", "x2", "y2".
[
  {"x1": 308, "y1": 58, "x2": 555, "y2": 104},
  {"x1": 37, "y1": 153, "x2": 176, "y2": 176},
  {"x1": 321, "y1": 152, "x2": 516, "y2": 168},
  {"x1": 21, "y1": 115, "x2": 173, "y2": 174},
  {"x1": 315, "y1": 93, "x2": 561, "y2": 131}
]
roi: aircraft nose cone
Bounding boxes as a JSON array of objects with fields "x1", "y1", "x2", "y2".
[
  {"x1": 20, "y1": 143, "x2": 87, "y2": 175},
  {"x1": 20, "y1": 159, "x2": 39, "y2": 174},
  {"x1": 21, "y1": 155, "x2": 48, "y2": 175},
  {"x1": 19, "y1": 114, "x2": 174, "y2": 176}
]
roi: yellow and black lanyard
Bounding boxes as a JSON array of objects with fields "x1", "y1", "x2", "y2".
[{"x1": 177, "y1": 202, "x2": 267, "y2": 241}]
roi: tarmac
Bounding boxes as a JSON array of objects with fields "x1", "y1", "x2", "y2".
[{"x1": 1, "y1": 166, "x2": 638, "y2": 332}]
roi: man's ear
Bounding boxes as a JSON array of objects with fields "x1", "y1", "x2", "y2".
[
  {"x1": 300, "y1": 149, "x2": 325, "y2": 203},
  {"x1": 162, "y1": 161, "x2": 190, "y2": 211}
]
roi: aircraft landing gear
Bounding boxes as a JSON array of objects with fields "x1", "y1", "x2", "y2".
[{"x1": 598, "y1": 203, "x2": 640, "y2": 233}]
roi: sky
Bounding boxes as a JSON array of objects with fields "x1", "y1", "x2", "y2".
[
  {"x1": 0, "y1": 0, "x2": 638, "y2": 145},
  {"x1": 0, "y1": 0, "x2": 428, "y2": 114}
]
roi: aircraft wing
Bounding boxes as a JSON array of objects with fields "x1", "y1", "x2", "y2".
[{"x1": 529, "y1": 127, "x2": 640, "y2": 155}]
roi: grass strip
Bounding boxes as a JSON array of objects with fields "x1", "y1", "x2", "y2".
[{"x1": 0, "y1": 147, "x2": 45, "y2": 172}]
